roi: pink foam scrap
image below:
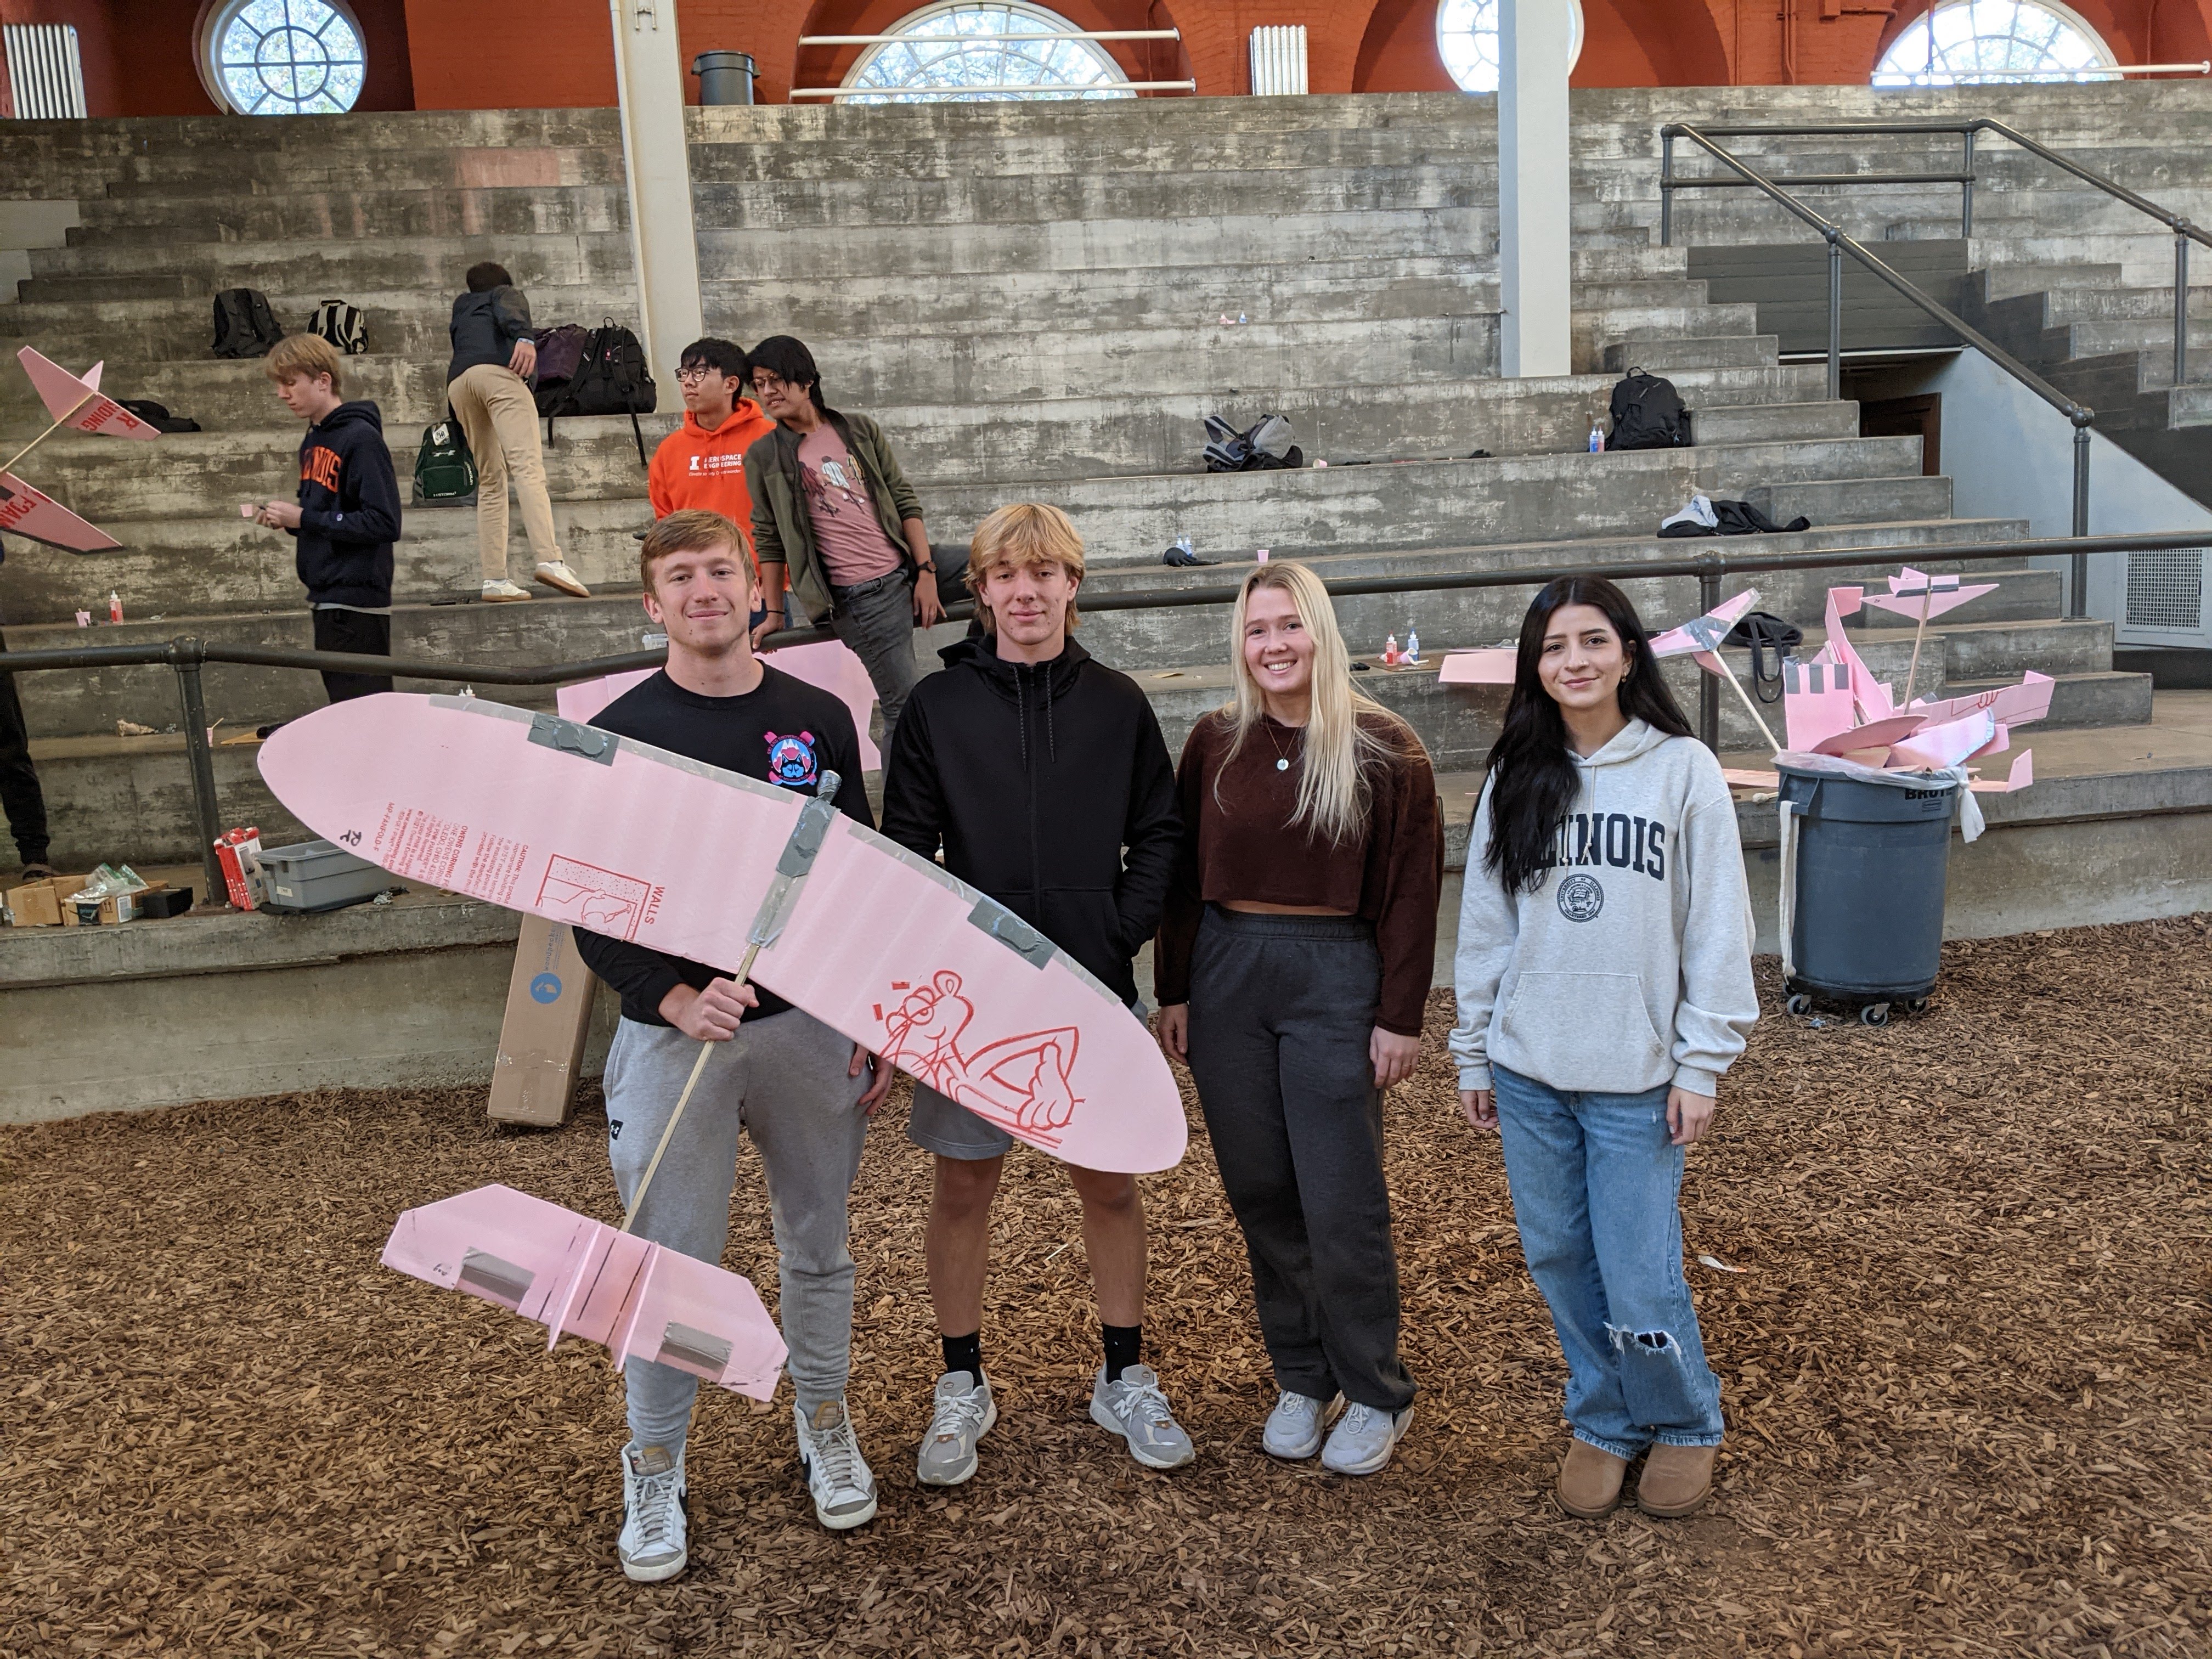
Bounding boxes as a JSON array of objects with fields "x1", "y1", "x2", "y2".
[
  {"x1": 1722, "y1": 767, "x2": 1780, "y2": 788},
  {"x1": 1649, "y1": 588, "x2": 1760, "y2": 658},
  {"x1": 381, "y1": 1184, "x2": 788, "y2": 1400},
  {"x1": 1908, "y1": 670, "x2": 2055, "y2": 730},
  {"x1": 1438, "y1": 648, "x2": 1517, "y2": 685},
  {"x1": 1887, "y1": 566, "x2": 1960, "y2": 594},
  {"x1": 0, "y1": 469, "x2": 121, "y2": 552},
  {"x1": 1810, "y1": 712, "x2": 1927, "y2": 758},
  {"x1": 258, "y1": 693, "x2": 1184, "y2": 1173},
  {"x1": 16, "y1": 346, "x2": 157, "y2": 439},
  {"x1": 1821, "y1": 586, "x2": 1893, "y2": 723},
  {"x1": 1782, "y1": 651, "x2": 1859, "y2": 753},
  {"x1": 1968, "y1": 750, "x2": 2034, "y2": 793},
  {"x1": 1887, "y1": 708, "x2": 1998, "y2": 770},
  {"x1": 1861, "y1": 583, "x2": 1996, "y2": 622}
]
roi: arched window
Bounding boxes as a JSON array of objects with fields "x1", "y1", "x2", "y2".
[
  {"x1": 842, "y1": 2, "x2": 1135, "y2": 102},
  {"x1": 205, "y1": 0, "x2": 366, "y2": 115},
  {"x1": 1436, "y1": 0, "x2": 1585, "y2": 95},
  {"x1": 1873, "y1": 0, "x2": 2115, "y2": 86}
]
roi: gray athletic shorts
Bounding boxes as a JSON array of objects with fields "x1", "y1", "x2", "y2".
[{"x1": 906, "y1": 995, "x2": 1148, "y2": 1160}]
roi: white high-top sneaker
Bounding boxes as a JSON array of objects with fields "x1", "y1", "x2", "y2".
[
  {"x1": 616, "y1": 1441, "x2": 688, "y2": 1582},
  {"x1": 795, "y1": 1400, "x2": 879, "y2": 1530}
]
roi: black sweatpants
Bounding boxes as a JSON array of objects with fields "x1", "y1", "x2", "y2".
[
  {"x1": 312, "y1": 607, "x2": 394, "y2": 703},
  {"x1": 1186, "y1": 905, "x2": 1415, "y2": 1414},
  {"x1": 0, "y1": 625, "x2": 49, "y2": 867}
]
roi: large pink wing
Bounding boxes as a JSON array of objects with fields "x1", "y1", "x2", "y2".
[
  {"x1": 1908, "y1": 670, "x2": 2054, "y2": 730},
  {"x1": 16, "y1": 346, "x2": 159, "y2": 439},
  {"x1": 258, "y1": 694, "x2": 1188, "y2": 1175},
  {"x1": 0, "y1": 470, "x2": 121, "y2": 552}
]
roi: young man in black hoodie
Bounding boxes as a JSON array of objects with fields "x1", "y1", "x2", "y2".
[
  {"x1": 251, "y1": 334, "x2": 402, "y2": 703},
  {"x1": 879, "y1": 502, "x2": 1191, "y2": 1483}
]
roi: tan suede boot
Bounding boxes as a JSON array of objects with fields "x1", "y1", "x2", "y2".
[
  {"x1": 1555, "y1": 1438, "x2": 1629, "y2": 1519},
  {"x1": 1635, "y1": 1443, "x2": 1717, "y2": 1517}
]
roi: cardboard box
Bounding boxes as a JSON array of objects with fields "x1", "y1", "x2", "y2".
[
  {"x1": 64, "y1": 882, "x2": 170, "y2": 927},
  {"x1": 487, "y1": 916, "x2": 601, "y2": 1127},
  {"x1": 2, "y1": 874, "x2": 91, "y2": 928}
]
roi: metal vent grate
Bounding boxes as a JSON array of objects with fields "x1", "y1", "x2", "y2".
[
  {"x1": 2125, "y1": 549, "x2": 2205, "y2": 631},
  {"x1": 1249, "y1": 25, "x2": 1307, "y2": 95},
  {"x1": 3, "y1": 24, "x2": 87, "y2": 120}
]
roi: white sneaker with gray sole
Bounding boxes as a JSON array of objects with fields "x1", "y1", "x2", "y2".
[
  {"x1": 535, "y1": 560, "x2": 591, "y2": 597},
  {"x1": 1321, "y1": 1402, "x2": 1413, "y2": 1476},
  {"x1": 916, "y1": 1370, "x2": 995, "y2": 1487},
  {"x1": 1090, "y1": 1363, "x2": 1195, "y2": 1470},
  {"x1": 616, "y1": 1441, "x2": 687, "y2": 1582},
  {"x1": 796, "y1": 1399, "x2": 878, "y2": 1530},
  {"x1": 1262, "y1": 1389, "x2": 1342, "y2": 1460}
]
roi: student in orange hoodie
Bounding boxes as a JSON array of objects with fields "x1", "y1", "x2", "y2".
[{"x1": 648, "y1": 337, "x2": 777, "y2": 534}]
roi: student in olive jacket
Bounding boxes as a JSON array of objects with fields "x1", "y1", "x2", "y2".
[{"x1": 742, "y1": 335, "x2": 942, "y2": 740}]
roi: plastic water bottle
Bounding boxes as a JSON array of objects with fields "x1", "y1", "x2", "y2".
[
  {"x1": 1405, "y1": 627, "x2": 1421, "y2": 665},
  {"x1": 1383, "y1": 633, "x2": 1400, "y2": 665},
  {"x1": 1172, "y1": 534, "x2": 1194, "y2": 562},
  {"x1": 1588, "y1": 421, "x2": 1605, "y2": 454}
]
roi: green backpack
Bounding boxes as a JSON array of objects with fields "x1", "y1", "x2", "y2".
[{"x1": 412, "y1": 411, "x2": 477, "y2": 505}]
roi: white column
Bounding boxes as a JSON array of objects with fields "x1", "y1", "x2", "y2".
[
  {"x1": 608, "y1": 0, "x2": 703, "y2": 413},
  {"x1": 1497, "y1": 0, "x2": 1573, "y2": 379}
]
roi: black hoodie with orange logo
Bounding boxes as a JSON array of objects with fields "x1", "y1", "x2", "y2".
[{"x1": 291, "y1": 400, "x2": 400, "y2": 608}]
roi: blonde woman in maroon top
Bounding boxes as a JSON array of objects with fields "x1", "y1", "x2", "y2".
[{"x1": 1155, "y1": 560, "x2": 1442, "y2": 1476}]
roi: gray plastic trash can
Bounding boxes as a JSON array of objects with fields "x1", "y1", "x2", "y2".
[
  {"x1": 692, "y1": 50, "x2": 756, "y2": 105},
  {"x1": 1776, "y1": 762, "x2": 1959, "y2": 1023}
]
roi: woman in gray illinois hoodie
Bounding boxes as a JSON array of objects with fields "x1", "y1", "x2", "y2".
[{"x1": 1451, "y1": 575, "x2": 1757, "y2": 1524}]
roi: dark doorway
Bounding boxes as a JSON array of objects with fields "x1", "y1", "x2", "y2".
[{"x1": 1859, "y1": 393, "x2": 1942, "y2": 477}]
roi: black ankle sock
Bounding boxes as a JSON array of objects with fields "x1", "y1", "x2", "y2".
[
  {"x1": 1102, "y1": 1323, "x2": 1142, "y2": 1383},
  {"x1": 941, "y1": 1331, "x2": 983, "y2": 1389}
]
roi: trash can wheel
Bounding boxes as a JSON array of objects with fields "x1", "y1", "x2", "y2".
[
  {"x1": 1903, "y1": 996, "x2": 1930, "y2": 1015},
  {"x1": 1784, "y1": 992, "x2": 1813, "y2": 1018},
  {"x1": 1859, "y1": 1002, "x2": 1891, "y2": 1027}
]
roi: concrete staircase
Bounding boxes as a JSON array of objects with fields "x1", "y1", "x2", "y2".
[{"x1": 0, "y1": 92, "x2": 2174, "y2": 885}]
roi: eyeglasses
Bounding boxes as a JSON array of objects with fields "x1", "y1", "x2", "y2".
[
  {"x1": 751, "y1": 373, "x2": 791, "y2": 394},
  {"x1": 674, "y1": 364, "x2": 719, "y2": 383}
]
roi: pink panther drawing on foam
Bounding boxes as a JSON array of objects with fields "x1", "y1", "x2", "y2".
[{"x1": 881, "y1": 971, "x2": 1082, "y2": 1136}]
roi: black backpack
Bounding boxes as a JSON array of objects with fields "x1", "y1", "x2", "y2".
[
  {"x1": 306, "y1": 298, "x2": 368, "y2": 355},
  {"x1": 117, "y1": 398, "x2": 200, "y2": 433},
  {"x1": 532, "y1": 323, "x2": 591, "y2": 420},
  {"x1": 1607, "y1": 369, "x2": 1692, "y2": 450},
  {"x1": 212, "y1": 288, "x2": 284, "y2": 359},
  {"x1": 554, "y1": 319, "x2": 656, "y2": 464}
]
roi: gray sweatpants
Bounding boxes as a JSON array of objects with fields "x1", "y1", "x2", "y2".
[
  {"x1": 1185, "y1": 906, "x2": 1416, "y2": 1414},
  {"x1": 604, "y1": 1009, "x2": 871, "y2": 1447}
]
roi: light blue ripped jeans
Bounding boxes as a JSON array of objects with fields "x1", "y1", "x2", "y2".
[{"x1": 1492, "y1": 1063, "x2": 1725, "y2": 1459}]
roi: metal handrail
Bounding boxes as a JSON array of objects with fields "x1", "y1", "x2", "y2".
[
  {"x1": 1661, "y1": 115, "x2": 2212, "y2": 388},
  {"x1": 12, "y1": 527, "x2": 2204, "y2": 910},
  {"x1": 1658, "y1": 121, "x2": 2098, "y2": 577}
]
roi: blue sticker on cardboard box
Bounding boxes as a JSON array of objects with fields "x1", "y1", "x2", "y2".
[{"x1": 530, "y1": 972, "x2": 563, "y2": 1004}]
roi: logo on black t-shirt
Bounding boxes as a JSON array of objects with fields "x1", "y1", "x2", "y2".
[{"x1": 764, "y1": 730, "x2": 819, "y2": 788}]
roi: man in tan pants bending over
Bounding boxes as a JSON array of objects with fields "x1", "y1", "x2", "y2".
[{"x1": 445, "y1": 261, "x2": 590, "y2": 602}]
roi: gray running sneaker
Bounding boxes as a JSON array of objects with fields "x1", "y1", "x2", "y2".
[
  {"x1": 1089, "y1": 1363, "x2": 1195, "y2": 1470},
  {"x1": 616, "y1": 1441, "x2": 688, "y2": 1583},
  {"x1": 1262, "y1": 1389, "x2": 1342, "y2": 1460},
  {"x1": 916, "y1": 1370, "x2": 995, "y2": 1487},
  {"x1": 795, "y1": 1400, "x2": 879, "y2": 1530},
  {"x1": 1321, "y1": 1402, "x2": 1413, "y2": 1476}
]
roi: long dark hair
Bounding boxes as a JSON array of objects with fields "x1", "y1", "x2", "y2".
[
  {"x1": 1481, "y1": 577, "x2": 1695, "y2": 894},
  {"x1": 748, "y1": 334, "x2": 828, "y2": 412}
]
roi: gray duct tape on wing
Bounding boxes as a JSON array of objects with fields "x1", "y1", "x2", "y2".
[{"x1": 747, "y1": 770, "x2": 843, "y2": 950}]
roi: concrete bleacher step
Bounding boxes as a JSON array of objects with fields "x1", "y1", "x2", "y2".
[
  {"x1": 1602, "y1": 334, "x2": 1779, "y2": 373},
  {"x1": 67, "y1": 183, "x2": 634, "y2": 245},
  {"x1": 22, "y1": 229, "x2": 637, "y2": 297},
  {"x1": 9, "y1": 517, "x2": 2036, "y2": 740}
]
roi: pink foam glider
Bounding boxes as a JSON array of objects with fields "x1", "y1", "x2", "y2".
[
  {"x1": 258, "y1": 693, "x2": 1185, "y2": 1174},
  {"x1": 0, "y1": 470, "x2": 121, "y2": 552},
  {"x1": 1438, "y1": 647, "x2": 1516, "y2": 685},
  {"x1": 1649, "y1": 587, "x2": 1760, "y2": 671},
  {"x1": 381, "y1": 1183, "x2": 788, "y2": 1400},
  {"x1": 1859, "y1": 567, "x2": 1997, "y2": 622},
  {"x1": 16, "y1": 347, "x2": 160, "y2": 441}
]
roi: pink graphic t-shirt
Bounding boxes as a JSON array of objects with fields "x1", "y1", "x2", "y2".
[{"x1": 798, "y1": 425, "x2": 905, "y2": 587}]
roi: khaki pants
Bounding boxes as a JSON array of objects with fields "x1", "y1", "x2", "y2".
[{"x1": 447, "y1": 362, "x2": 561, "y2": 583}]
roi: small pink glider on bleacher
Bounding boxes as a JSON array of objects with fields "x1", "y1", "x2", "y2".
[
  {"x1": 17, "y1": 346, "x2": 161, "y2": 441},
  {"x1": 381, "y1": 1183, "x2": 788, "y2": 1400},
  {"x1": 1859, "y1": 566, "x2": 1997, "y2": 622}
]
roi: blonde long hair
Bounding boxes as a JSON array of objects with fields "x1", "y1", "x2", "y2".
[{"x1": 1218, "y1": 561, "x2": 1410, "y2": 847}]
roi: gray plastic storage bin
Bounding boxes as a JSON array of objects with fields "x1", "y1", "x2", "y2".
[
  {"x1": 1776, "y1": 762, "x2": 1959, "y2": 1024},
  {"x1": 259, "y1": 839, "x2": 389, "y2": 914}
]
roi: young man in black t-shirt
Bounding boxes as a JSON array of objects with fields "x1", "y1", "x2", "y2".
[{"x1": 571, "y1": 510, "x2": 890, "y2": 1578}]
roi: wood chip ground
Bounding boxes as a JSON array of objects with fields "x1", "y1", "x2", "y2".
[{"x1": 4, "y1": 918, "x2": 2208, "y2": 1657}]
